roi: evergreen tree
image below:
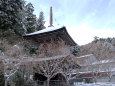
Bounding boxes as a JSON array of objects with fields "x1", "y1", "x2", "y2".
[
  {"x1": 0, "y1": 0, "x2": 26, "y2": 36},
  {"x1": 36, "y1": 11, "x2": 45, "y2": 31},
  {"x1": 24, "y1": 2, "x2": 37, "y2": 34},
  {"x1": 93, "y1": 36, "x2": 99, "y2": 43},
  {"x1": 0, "y1": 71, "x2": 4, "y2": 86}
]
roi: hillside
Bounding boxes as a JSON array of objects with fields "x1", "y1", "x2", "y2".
[{"x1": 79, "y1": 37, "x2": 115, "y2": 60}]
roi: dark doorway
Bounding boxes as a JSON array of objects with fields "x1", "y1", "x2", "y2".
[
  {"x1": 34, "y1": 73, "x2": 47, "y2": 81},
  {"x1": 34, "y1": 73, "x2": 47, "y2": 85},
  {"x1": 50, "y1": 73, "x2": 66, "y2": 86}
]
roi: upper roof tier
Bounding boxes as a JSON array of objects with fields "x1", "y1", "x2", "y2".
[
  {"x1": 25, "y1": 26, "x2": 62, "y2": 36},
  {"x1": 23, "y1": 26, "x2": 77, "y2": 46}
]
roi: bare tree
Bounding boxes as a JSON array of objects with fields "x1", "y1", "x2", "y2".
[
  {"x1": 0, "y1": 40, "x2": 28, "y2": 86},
  {"x1": 28, "y1": 41, "x2": 80, "y2": 86},
  {"x1": 59, "y1": 55, "x2": 80, "y2": 86},
  {"x1": 101, "y1": 59, "x2": 115, "y2": 82},
  {"x1": 34, "y1": 41, "x2": 70, "y2": 86},
  {"x1": 76, "y1": 54, "x2": 101, "y2": 83},
  {"x1": 33, "y1": 56, "x2": 65, "y2": 86},
  {"x1": 30, "y1": 54, "x2": 79, "y2": 86},
  {"x1": 38, "y1": 40, "x2": 70, "y2": 57}
]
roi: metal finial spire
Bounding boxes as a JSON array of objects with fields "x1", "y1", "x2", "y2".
[{"x1": 48, "y1": 6, "x2": 53, "y2": 27}]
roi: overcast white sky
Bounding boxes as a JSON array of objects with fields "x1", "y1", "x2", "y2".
[{"x1": 26, "y1": 0, "x2": 115, "y2": 45}]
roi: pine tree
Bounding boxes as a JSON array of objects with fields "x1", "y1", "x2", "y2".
[
  {"x1": 36, "y1": 11, "x2": 45, "y2": 31},
  {"x1": 0, "y1": 0, "x2": 26, "y2": 36},
  {"x1": 24, "y1": 2, "x2": 37, "y2": 34}
]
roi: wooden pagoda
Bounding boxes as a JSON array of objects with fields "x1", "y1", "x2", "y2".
[
  {"x1": 23, "y1": 26, "x2": 76, "y2": 47},
  {"x1": 22, "y1": 7, "x2": 80, "y2": 86}
]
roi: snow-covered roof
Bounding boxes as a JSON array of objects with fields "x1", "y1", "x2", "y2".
[
  {"x1": 26, "y1": 26, "x2": 63, "y2": 36},
  {"x1": 76, "y1": 54, "x2": 94, "y2": 58},
  {"x1": 22, "y1": 54, "x2": 69, "y2": 62},
  {"x1": 23, "y1": 26, "x2": 77, "y2": 46},
  {"x1": 92, "y1": 59, "x2": 115, "y2": 65}
]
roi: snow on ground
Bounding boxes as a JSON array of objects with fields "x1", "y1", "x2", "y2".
[{"x1": 73, "y1": 82, "x2": 115, "y2": 86}]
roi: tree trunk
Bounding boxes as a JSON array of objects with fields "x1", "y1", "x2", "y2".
[
  {"x1": 27, "y1": 72, "x2": 30, "y2": 81},
  {"x1": 66, "y1": 78, "x2": 70, "y2": 86},
  {"x1": 67, "y1": 80, "x2": 70, "y2": 86},
  {"x1": 108, "y1": 76, "x2": 111, "y2": 82},
  {"x1": 47, "y1": 79, "x2": 50, "y2": 86},
  {"x1": 5, "y1": 78, "x2": 7, "y2": 86},
  {"x1": 93, "y1": 72, "x2": 97, "y2": 84},
  {"x1": 94, "y1": 77, "x2": 97, "y2": 84}
]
